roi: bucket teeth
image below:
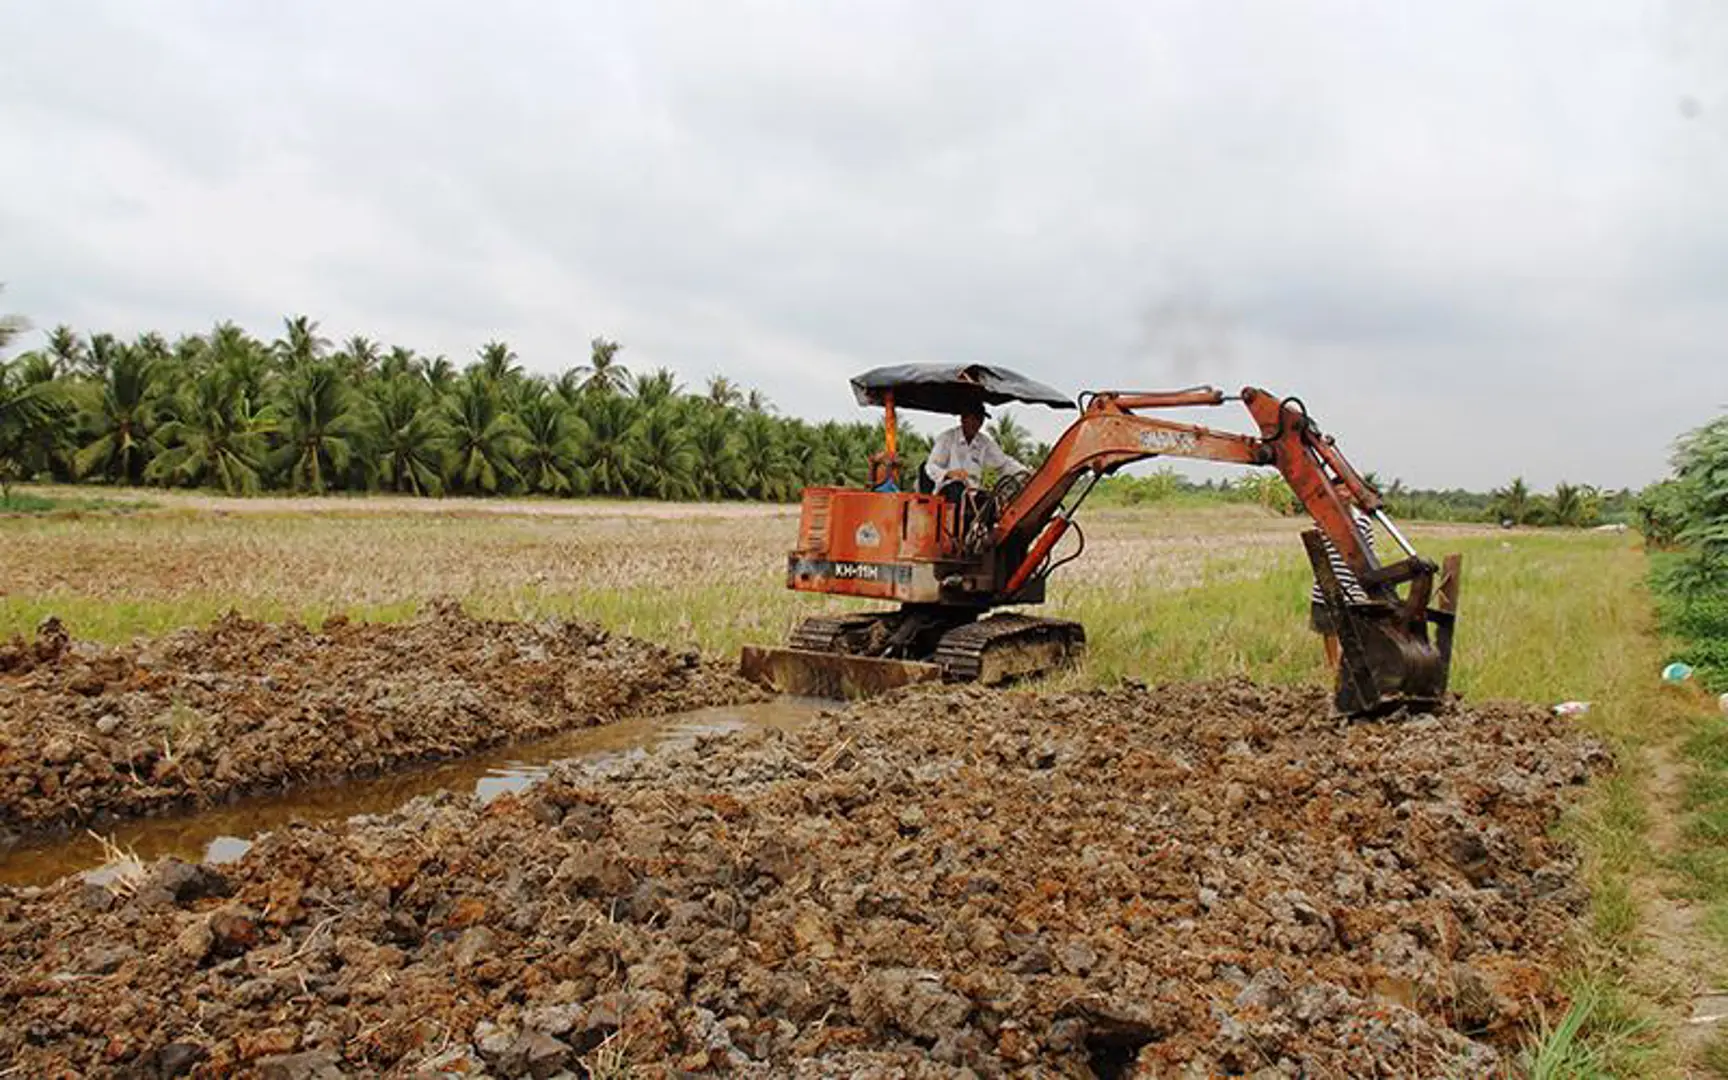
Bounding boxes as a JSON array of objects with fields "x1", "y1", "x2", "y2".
[{"x1": 1302, "y1": 530, "x2": 1461, "y2": 718}]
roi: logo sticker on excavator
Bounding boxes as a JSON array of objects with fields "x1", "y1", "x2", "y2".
[
  {"x1": 1137, "y1": 429, "x2": 1199, "y2": 454},
  {"x1": 854, "y1": 523, "x2": 881, "y2": 547}
]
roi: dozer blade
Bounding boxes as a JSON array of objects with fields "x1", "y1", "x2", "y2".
[
  {"x1": 738, "y1": 645, "x2": 944, "y2": 700},
  {"x1": 1303, "y1": 533, "x2": 1462, "y2": 718}
]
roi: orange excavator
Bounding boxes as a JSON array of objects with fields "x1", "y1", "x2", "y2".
[{"x1": 739, "y1": 364, "x2": 1461, "y2": 716}]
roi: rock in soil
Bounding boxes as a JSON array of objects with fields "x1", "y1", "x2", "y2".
[
  {"x1": 0, "y1": 678, "x2": 1609, "y2": 1076},
  {"x1": 0, "y1": 601, "x2": 764, "y2": 842}
]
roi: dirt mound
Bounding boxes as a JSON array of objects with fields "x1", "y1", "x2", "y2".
[
  {"x1": 0, "y1": 602, "x2": 764, "y2": 845},
  {"x1": 0, "y1": 678, "x2": 1606, "y2": 1076}
]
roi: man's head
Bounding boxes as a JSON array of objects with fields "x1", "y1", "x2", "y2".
[{"x1": 959, "y1": 405, "x2": 987, "y2": 439}]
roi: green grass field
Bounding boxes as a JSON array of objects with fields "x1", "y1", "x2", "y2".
[
  {"x1": 0, "y1": 492, "x2": 1713, "y2": 1073},
  {"x1": 0, "y1": 492, "x2": 1612, "y2": 703}
]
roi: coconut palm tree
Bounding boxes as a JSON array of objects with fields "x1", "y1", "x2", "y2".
[
  {"x1": 987, "y1": 415, "x2": 1035, "y2": 464},
  {"x1": 736, "y1": 411, "x2": 795, "y2": 500},
  {"x1": 14, "y1": 352, "x2": 58, "y2": 386},
  {"x1": 476, "y1": 340, "x2": 522, "y2": 385},
  {"x1": 148, "y1": 368, "x2": 276, "y2": 494},
  {"x1": 631, "y1": 404, "x2": 697, "y2": 500},
  {"x1": 74, "y1": 344, "x2": 163, "y2": 484},
  {"x1": 207, "y1": 321, "x2": 254, "y2": 357},
  {"x1": 576, "y1": 337, "x2": 631, "y2": 396},
  {"x1": 46, "y1": 325, "x2": 84, "y2": 377},
  {"x1": 630, "y1": 367, "x2": 682, "y2": 410},
  {"x1": 704, "y1": 374, "x2": 743, "y2": 410},
  {"x1": 83, "y1": 332, "x2": 125, "y2": 380},
  {"x1": 419, "y1": 355, "x2": 456, "y2": 394},
  {"x1": 208, "y1": 322, "x2": 272, "y2": 407},
  {"x1": 441, "y1": 370, "x2": 526, "y2": 493},
  {"x1": 1490, "y1": 477, "x2": 1534, "y2": 526},
  {"x1": 688, "y1": 406, "x2": 744, "y2": 499},
  {"x1": 336, "y1": 335, "x2": 381, "y2": 381},
  {"x1": 271, "y1": 361, "x2": 365, "y2": 492},
  {"x1": 275, "y1": 315, "x2": 330, "y2": 371},
  {"x1": 380, "y1": 346, "x2": 417, "y2": 381},
  {"x1": 0, "y1": 361, "x2": 74, "y2": 498},
  {"x1": 780, "y1": 418, "x2": 834, "y2": 489},
  {"x1": 133, "y1": 331, "x2": 171, "y2": 365},
  {"x1": 815, "y1": 420, "x2": 870, "y2": 487},
  {"x1": 172, "y1": 333, "x2": 209, "y2": 373},
  {"x1": 1548, "y1": 482, "x2": 1600, "y2": 528},
  {"x1": 514, "y1": 387, "x2": 584, "y2": 494},
  {"x1": 553, "y1": 367, "x2": 587, "y2": 405},
  {"x1": 365, "y1": 376, "x2": 447, "y2": 496},
  {"x1": 574, "y1": 391, "x2": 639, "y2": 495}
]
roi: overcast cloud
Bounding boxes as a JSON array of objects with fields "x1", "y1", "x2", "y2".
[{"x1": 3, "y1": 0, "x2": 1725, "y2": 489}]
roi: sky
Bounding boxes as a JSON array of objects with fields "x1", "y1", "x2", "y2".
[{"x1": 2, "y1": 0, "x2": 1725, "y2": 491}]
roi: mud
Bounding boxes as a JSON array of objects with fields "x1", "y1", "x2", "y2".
[
  {"x1": 0, "y1": 679, "x2": 1606, "y2": 1077},
  {"x1": 0, "y1": 698, "x2": 821, "y2": 889},
  {"x1": 0, "y1": 602, "x2": 766, "y2": 847}
]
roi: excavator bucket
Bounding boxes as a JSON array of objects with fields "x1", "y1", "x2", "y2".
[
  {"x1": 738, "y1": 645, "x2": 944, "y2": 700},
  {"x1": 1303, "y1": 532, "x2": 1461, "y2": 718}
]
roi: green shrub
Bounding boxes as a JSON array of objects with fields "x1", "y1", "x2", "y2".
[
  {"x1": 1636, "y1": 478, "x2": 1691, "y2": 549},
  {"x1": 1670, "y1": 415, "x2": 1728, "y2": 590}
]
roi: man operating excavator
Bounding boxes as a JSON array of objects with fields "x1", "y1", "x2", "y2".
[{"x1": 923, "y1": 404, "x2": 1030, "y2": 511}]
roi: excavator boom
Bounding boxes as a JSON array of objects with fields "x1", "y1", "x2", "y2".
[{"x1": 991, "y1": 386, "x2": 1461, "y2": 715}]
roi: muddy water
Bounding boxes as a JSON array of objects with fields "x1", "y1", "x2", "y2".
[{"x1": 0, "y1": 697, "x2": 823, "y2": 889}]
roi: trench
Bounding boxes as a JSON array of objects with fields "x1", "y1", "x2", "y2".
[{"x1": 0, "y1": 696, "x2": 824, "y2": 889}]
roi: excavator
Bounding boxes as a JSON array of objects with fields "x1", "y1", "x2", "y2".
[{"x1": 739, "y1": 364, "x2": 1461, "y2": 717}]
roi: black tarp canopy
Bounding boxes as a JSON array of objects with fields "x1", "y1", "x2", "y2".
[{"x1": 849, "y1": 363, "x2": 1074, "y2": 415}]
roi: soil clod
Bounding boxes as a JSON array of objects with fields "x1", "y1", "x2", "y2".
[
  {"x1": 0, "y1": 603, "x2": 764, "y2": 846},
  {"x1": 0, "y1": 676, "x2": 1606, "y2": 1076}
]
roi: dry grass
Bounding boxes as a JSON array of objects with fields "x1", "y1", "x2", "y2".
[
  {"x1": 0, "y1": 499, "x2": 1579, "y2": 705},
  {"x1": 0, "y1": 497, "x2": 1484, "y2": 661}
]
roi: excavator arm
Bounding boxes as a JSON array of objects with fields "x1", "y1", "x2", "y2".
[{"x1": 994, "y1": 386, "x2": 1461, "y2": 715}]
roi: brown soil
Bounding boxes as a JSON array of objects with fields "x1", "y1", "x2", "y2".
[
  {"x1": 0, "y1": 603, "x2": 765, "y2": 847},
  {"x1": 0, "y1": 678, "x2": 1607, "y2": 1077}
]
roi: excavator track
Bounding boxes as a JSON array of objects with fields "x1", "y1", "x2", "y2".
[
  {"x1": 933, "y1": 613, "x2": 1086, "y2": 685},
  {"x1": 786, "y1": 612, "x2": 900, "y2": 654}
]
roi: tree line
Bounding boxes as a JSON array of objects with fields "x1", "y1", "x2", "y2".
[
  {"x1": 0, "y1": 300, "x2": 1646, "y2": 524},
  {"x1": 0, "y1": 314, "x2": 1045, "y2": 501}
]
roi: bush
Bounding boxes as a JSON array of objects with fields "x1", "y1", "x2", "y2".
[
  {"x1": 1661, "y1": 590, "x2": 1728, "y2": 692},
  {"x1": 1111, "y1": 469, "x2": 1183, "y2": 506},
  {"x1": 1671, "y1": 415, "x2": 1728, "y2": 588},
  {"x1": 1648, "y1": 412, "x2": 1728, "y2": 691},
  {"x1": 1636, "y1": 479, "x2": 1691, "y2": 549}
]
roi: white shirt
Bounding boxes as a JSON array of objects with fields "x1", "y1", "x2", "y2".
[{"x1": 924, "y1": 426, "x2": 1029, "y2": 488}]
